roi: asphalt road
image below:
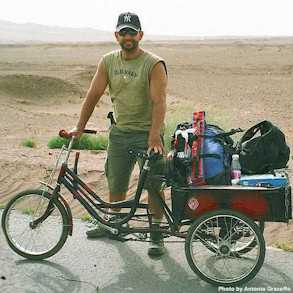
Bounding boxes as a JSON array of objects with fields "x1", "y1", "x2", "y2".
[{"x1": 0, "y1": 210, "x2": 293, "y2": 293}]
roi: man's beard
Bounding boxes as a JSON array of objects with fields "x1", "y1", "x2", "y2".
[{"x1": 119, "y1": 39, "x2": 139, "y2": 52}]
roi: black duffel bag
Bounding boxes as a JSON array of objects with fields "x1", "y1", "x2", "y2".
[{"x1": 238, "y1": 120, "x2": 290, "y2": 174}]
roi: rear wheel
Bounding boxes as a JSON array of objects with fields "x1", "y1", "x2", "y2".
[
  {"x1": 1, "y1": 189, "x2": 69, "y2": 260},
  {"x1": 185, "y1": 209, "x2": 265, "y2": 287}
]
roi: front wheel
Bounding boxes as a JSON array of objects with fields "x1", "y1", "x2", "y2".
[
  {"x1": 185, "y1": 209, "x2": 265, "y2": 287},
  {"x1": 1, "y1": 189, "x2": 69, "y2": 260}
]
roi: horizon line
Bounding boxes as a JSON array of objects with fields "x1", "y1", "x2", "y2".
[{"x1": 1, "y1": 18, "x2": 293, "y2": 39}]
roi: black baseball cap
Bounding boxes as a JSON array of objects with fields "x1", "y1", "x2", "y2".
[{"x1": 116, "y1": 12, "x2": 141, "y2": 32}]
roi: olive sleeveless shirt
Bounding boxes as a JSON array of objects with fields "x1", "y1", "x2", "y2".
[{"x1": 102, "y1": 49, "x2": 166, "y2": 132}]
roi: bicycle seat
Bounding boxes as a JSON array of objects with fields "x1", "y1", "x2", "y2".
[
  {"x1": 128, "y1": 148, "x2": 147, "y2": 158},
  {"x1": 128, "y1": 148, "x2": 163, "y2": 161}
]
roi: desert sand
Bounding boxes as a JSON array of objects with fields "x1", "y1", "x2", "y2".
[{"x1": 0, "y1": 40, "x2": 292, "y2": 246}]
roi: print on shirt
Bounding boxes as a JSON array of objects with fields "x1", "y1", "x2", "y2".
[{"x1": 114, "y1": 69, "x2": 138, "y2": 78}]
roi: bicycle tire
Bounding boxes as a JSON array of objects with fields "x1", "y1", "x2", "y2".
[
  {"x1": 1, "y1": 189, "x2": 69, "y2": 260},
  {"x1": 185, "y1": 209, "x2": 265, "y2": 287}
]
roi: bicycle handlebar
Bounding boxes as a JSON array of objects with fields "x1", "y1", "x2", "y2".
[{"x1": 59, "y1": 129, "x2": 97, "y2": 139}]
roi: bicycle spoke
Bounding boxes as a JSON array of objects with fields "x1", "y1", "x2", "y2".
[
  {"x1": 222, "y1": 256, "x2": 233, "y2": 276},
  {"x1": 194, "y1": 232, "x2": 218, "y2": 252}
]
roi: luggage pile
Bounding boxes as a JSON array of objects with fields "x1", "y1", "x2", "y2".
[{"x1": 166, "y1": 112, "x2": 291, "y2": 188}]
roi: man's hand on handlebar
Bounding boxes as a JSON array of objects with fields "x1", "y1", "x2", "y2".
[
  {"x1": 60, "y1": 128, "x2": 97, "y2": 139},
  {"x1": 147, "y1": 133, "x2": 165, "y2": 155},
  {"x1": 69, "y1": 127, "x2": 84, "y2": 138}
]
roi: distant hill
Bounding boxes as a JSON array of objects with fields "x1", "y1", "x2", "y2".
[
  {"x1": 0, "y1": 19, "x2": 215, "y2": 44},
  {"x1": 0, "y1": 20, "x2": 114, "y2": 43}
]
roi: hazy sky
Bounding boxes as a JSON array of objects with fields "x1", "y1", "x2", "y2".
[{"x1": 1, "y1": 0, "x2": 293, "y2": 36}]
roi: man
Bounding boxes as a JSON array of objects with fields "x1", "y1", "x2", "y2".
[{"x1": 70, "y1": 12, "x2": 167, "y2": 256}]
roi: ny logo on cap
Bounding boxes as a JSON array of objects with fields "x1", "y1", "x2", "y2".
[{"x1": 124, "y1": 14, "x2": 131, "y2": 22}]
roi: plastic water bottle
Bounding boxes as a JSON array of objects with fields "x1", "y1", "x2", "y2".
[{"x1": 231, "y1": 154, "x2": 241, "y2": 185}]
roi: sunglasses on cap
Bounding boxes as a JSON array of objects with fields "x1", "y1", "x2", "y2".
[{"x1": 118, "y1": 28, "x2": 139, "y2": 37}]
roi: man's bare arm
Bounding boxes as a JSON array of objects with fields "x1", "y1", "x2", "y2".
[
  {"x1": 148, "y1": 61, "x2": 167, "y2": 154},
  {"x1": 75, "y1": 59, "x2": 108, "y2": 133}
]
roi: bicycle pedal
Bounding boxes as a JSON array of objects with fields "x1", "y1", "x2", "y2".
[{"x1": 134, "y1": 233, "x2": 147, "y2": 240}]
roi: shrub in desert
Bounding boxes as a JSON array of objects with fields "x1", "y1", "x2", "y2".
[
  {"x1": 21, "y1": 138, "x2": 37, "y2": 148},
  {"x1": 48, "y1": 134, "x2": 108, "y2": 150}
]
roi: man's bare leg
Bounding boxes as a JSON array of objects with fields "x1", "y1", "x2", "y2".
[
  {"x1": 109, "y1": 193, "x2": 127, "y2": 211},
  {"x1": 86, "y1": 193, "x2": 126, "y2": 238},
  {"x1": 148, "y1": 190, "x2": 165, "y2": 219}
]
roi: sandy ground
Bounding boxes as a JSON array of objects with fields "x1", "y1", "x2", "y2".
[{"x1": 0, "y1": 40, "x2": 292, "y2": 247}]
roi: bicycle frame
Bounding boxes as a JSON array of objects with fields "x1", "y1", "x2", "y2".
[{"x1": 37, "y1": 137, "x2": 184, "y2": 238}]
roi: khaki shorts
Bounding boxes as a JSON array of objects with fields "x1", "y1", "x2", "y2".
[{"x1": 105, "y1": 126, "x2": 165, "y2": 195}]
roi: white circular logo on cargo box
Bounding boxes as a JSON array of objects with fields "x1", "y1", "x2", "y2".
[{"x1": 188, "y1": 197, "x2": 199, "y2": 210}]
